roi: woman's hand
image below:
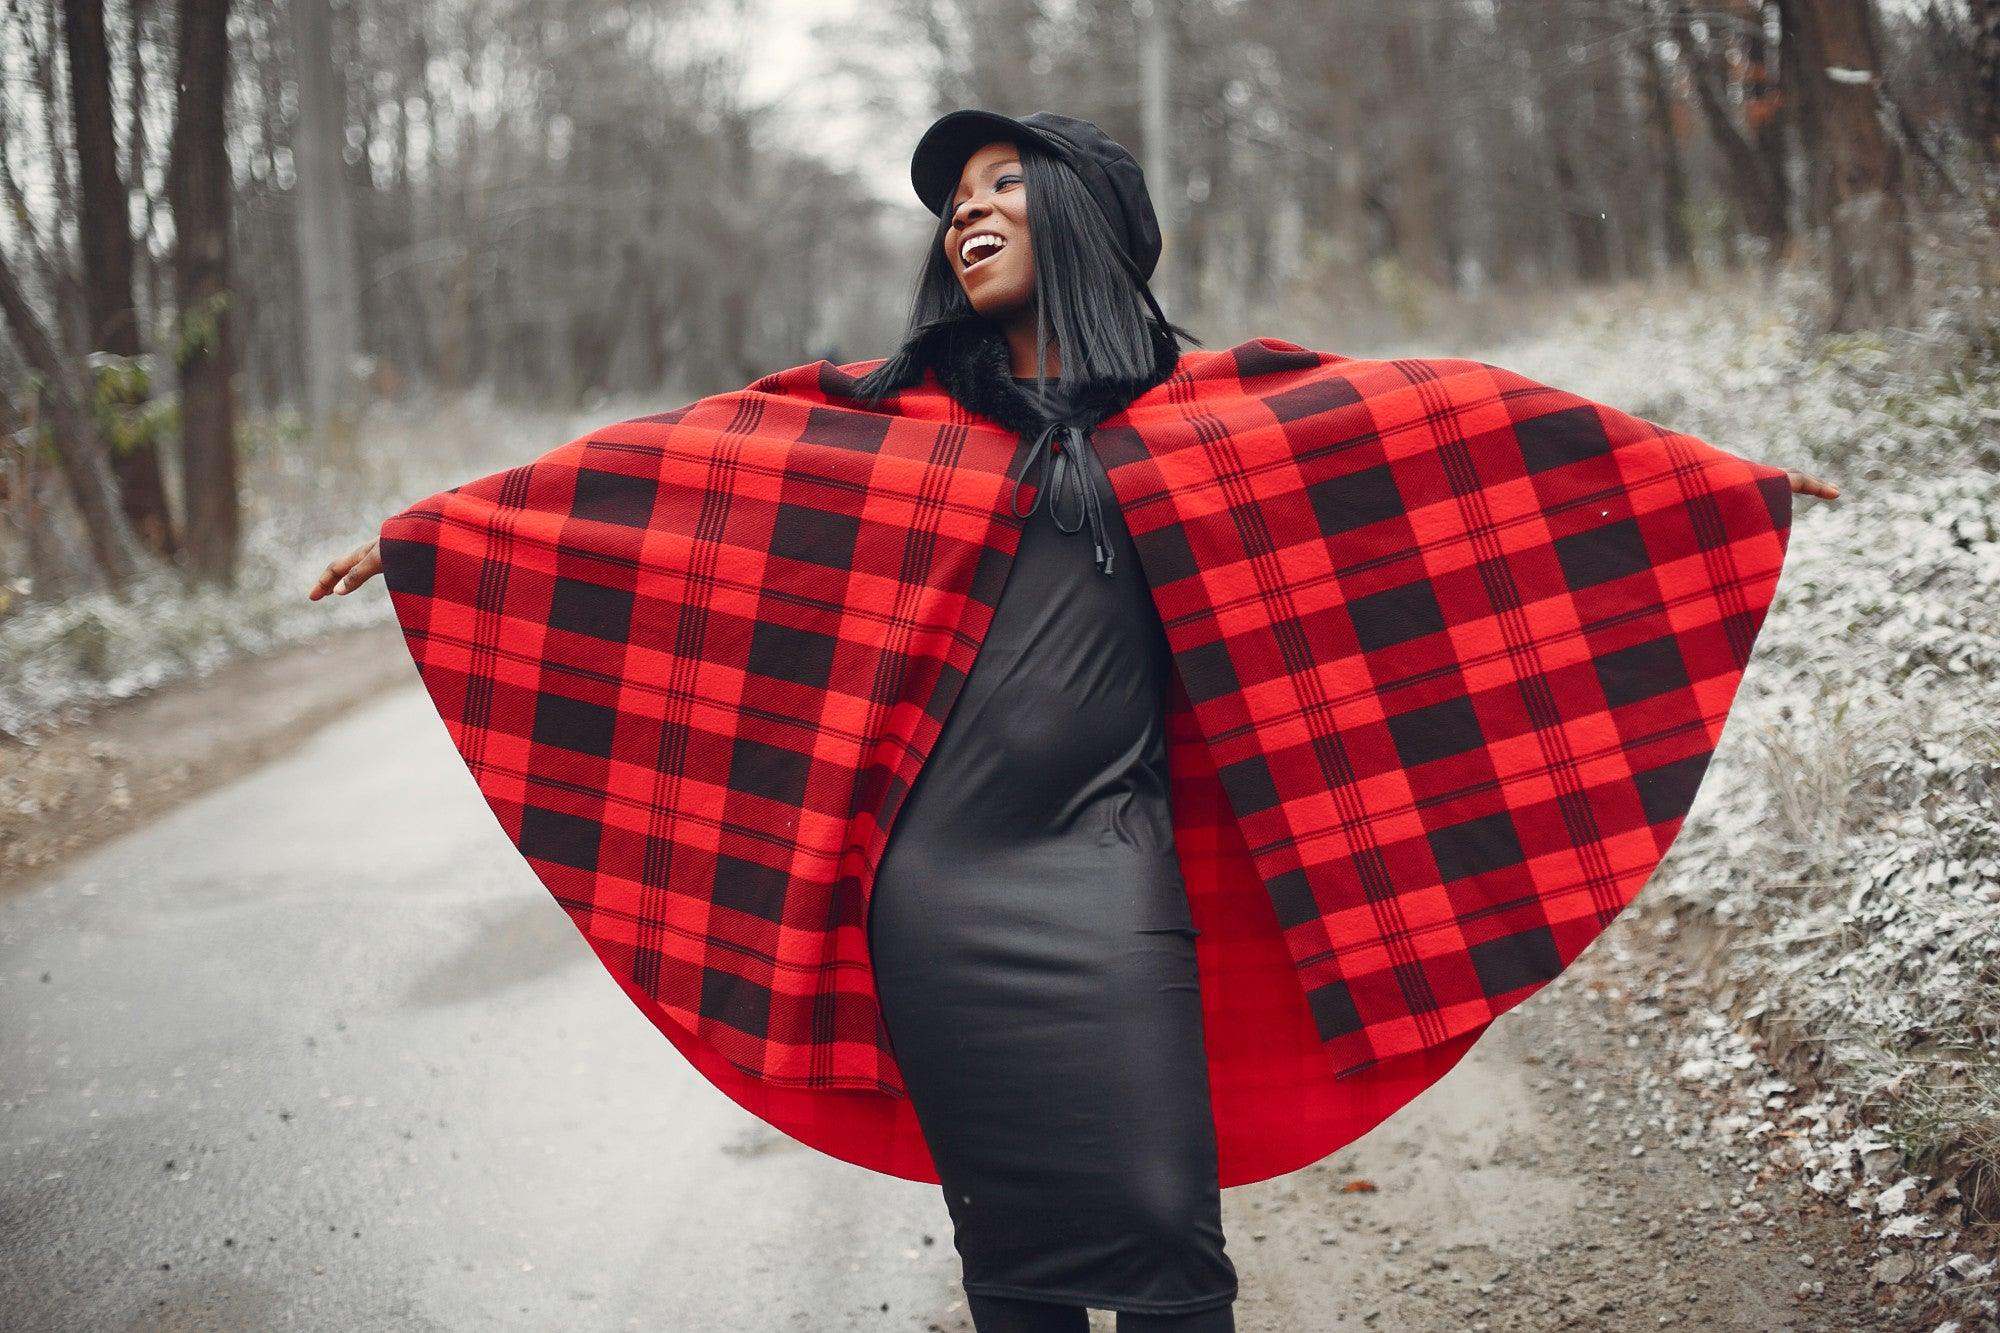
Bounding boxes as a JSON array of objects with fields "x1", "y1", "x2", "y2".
[
  {"x1": 308, "y1": 535, "x2": 383, "y2": 600},
  {"x1": 1787, "y1": 469, "x2": 1841, "y2": 502}
]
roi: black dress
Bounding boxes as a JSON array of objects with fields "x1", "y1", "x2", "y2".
[{"x1": 865, "y1": 377, "x2": 1238, "y2": 1315}]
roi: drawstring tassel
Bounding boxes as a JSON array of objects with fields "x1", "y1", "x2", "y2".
[{"x1": 1010, "y1": 421, "x2": 1116, "y2": 576}]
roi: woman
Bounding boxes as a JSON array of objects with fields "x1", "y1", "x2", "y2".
[
  {"x1": 312, "y1": 110, "x2": 1839, "y2": 1333},
  {"x1": 849, "y1": 113, "x2": 1239, "y2": 1331}
]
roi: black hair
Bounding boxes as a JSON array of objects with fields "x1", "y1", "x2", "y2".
[{"x1": 850, "y1": 133, "x2": 1200, "y2": 408}]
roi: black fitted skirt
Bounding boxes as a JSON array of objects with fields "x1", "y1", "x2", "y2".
[{"x1": 866, "y1": 409, "x2": 1238, "y2": 1315}]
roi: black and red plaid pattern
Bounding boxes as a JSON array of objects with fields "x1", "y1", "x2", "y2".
[{"x1": 379, "y1": 337, "x2": 1791, "y2": 1186}]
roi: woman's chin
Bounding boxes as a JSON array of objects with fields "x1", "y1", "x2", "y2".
[{"x1": 965, "y1": 286, "x2": 1032, "y2": 321}]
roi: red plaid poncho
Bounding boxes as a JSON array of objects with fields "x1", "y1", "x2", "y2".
[{"x1": 379, "y1": 338, "x2": 1793, "y2": 1186}]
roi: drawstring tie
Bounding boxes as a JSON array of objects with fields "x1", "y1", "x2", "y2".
[{"x1": 1010, "y1": 419, "x2": 1116, "y2": 576}]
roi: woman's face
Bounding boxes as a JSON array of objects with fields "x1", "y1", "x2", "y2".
[{"x1": 944, "y1": 139, "x2": 1036, "y2": 319}]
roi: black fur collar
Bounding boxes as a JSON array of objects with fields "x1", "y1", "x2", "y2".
[{"x1": 914, "y1": 317, "x2": 1182, "y2": 438}]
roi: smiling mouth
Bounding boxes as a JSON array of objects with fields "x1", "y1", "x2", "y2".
[{"x1": 959, "y1": 234, "x2": 1009, "y2": 273}]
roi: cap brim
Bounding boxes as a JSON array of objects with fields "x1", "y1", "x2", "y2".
[{"x1": 909, "y1": 110, "x2": 1065, "y2": 216}]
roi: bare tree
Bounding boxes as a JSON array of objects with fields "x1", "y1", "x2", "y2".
[
  {"x1": 1384, "y1": 4, "x2": 1453, "y2": 288},
  {"x1": 18, "y1": 0, "x2": 89, "y2": 354},
  {"x1": 289, "y1": 0, "x2": 361, "y2": 449},
  {"x1": 1973, "y1": 0, "x2": 2000, "y2": 162},
  {"x1": 1140, "y1": 0, "x2": 1184, "y2": 316},
  {"x1": 63, "y1": 0, "x2": 178, "y2": 561},
  {"x1": 1777, "y1": 0, "x2": 1916, "y2": 329},
  {"x1": 1673, "y1": 0, "x2": 1792, "y2": 261},
  {"x1": 1637, "y1": 0, "x2": 1696, "y2": 269},
  {"x1": 167, "y1": 0, "x2": 239, "y2": 585},
  {"x1": 0, "y1": 250, "x2": 147, "y2": 587}
]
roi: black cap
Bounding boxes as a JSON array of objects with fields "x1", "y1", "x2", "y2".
[{"x1": 910, "y1": 109, "x2": 1164, "y2": 283}]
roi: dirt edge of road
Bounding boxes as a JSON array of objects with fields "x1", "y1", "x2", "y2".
[{"x1": 0, "y1": 622, "x2": 411, "y2": 897}]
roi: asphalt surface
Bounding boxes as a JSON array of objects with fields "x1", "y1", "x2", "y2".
[{"x1": 1, "y1": 687, "x2": 956, "y2": 1332}]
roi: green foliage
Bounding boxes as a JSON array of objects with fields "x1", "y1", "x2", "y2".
[
  {"x1": 1815, "y1": 329, "x2": 1892, "y2": 365},
  {"x1": 171, "y1": 290, "x2": 234, "y2": 369},
  {"x1": 235, "y1": 409, "x2": 310, "y2": 462},
  {"x1": 85, "y1": 352, "x2": 176, "y2": 458}
]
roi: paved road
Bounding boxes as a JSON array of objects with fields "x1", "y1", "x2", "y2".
[
  {"x1": 2, "y1": 688, "x2": 956, "y2": 1332},
  {"x1": 1, "y1": 682, "x2": 1891, "y2": 1332}
]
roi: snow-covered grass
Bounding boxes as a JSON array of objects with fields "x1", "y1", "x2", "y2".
[
  {"x1": 1468, "y1": 249, "x2": 2000, "y2": 1227},
  {"x1": 0, "y1": 388, "x2": 668, "y2": 742}
]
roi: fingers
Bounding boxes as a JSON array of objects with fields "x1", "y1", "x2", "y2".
[
  {"x1": 1788, "y1": 470, "x2": 1841, "y2": 502},
  {"x1": 307, "y1": 554, "x2": 352, "y2": 601},
  {"x1": 333, "y1": 552, "x2": 381, "y2": 595},
  {"x1": 307, "y1": 538, "x2": 382, "y2": 600},
  {"x1": 347, "y1": 547, "x2": 384, "y2": 591}
]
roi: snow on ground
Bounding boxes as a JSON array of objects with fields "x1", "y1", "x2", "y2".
[{"x1": 1465, "y1": 262, "x2": 2000, "y2": 1326}]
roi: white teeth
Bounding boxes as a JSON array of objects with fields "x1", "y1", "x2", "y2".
[{"x1": 960, "y1": 233, "x2": 1007, "y2": 267}]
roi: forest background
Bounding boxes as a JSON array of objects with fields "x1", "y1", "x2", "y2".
[{"x1": 1, "y1": 0, "x2": 1997, "y2": 1321}]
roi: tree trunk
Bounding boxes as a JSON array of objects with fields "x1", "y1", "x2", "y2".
[
  {"x1": 289, "y1": 0, "x2": 360, "y2": 450},
  {"x1": 0, "y1": 249, "x2": 147, "y2": 588},
  {"x1": 167, "y1": 0, "x2": 238, "y2": 586},
  {"x1": 1140, "y1": 0, "x2": 1185, "y2": 316},
  {"x1": 125, "y1": 0, "x2": 166, "y2": 365},
  {"x1": 1582, "y1": 5, "x2": 1648, "y2": 279},
  {"x1": 25, "y1": 0, "x2": 90, "y2": 358},
  {"x1": 1779, "y1": 0, "x2": 1832, "y2": 230},
  {"x1": 1777, "y1": 0, "x2": 1915, "y2": 330},
  {"x1": 63, "y1": 0, "x2": 179, "y2": 561},
  {"x1": 1523, "y1": 0, "x2": 1599, "y2": 282},
  {"x1": 1384, "y1": 5, "x2": 1452, "y2": 289},
  {"x1": 1972, "y1": 0, "x2": 2000, "y2": 163},
  {"x1": 1672, "y1": 1, "x2": 1791, "y2": 257},
  {"x1": 1745, "y1": 2, "x2": 1793, "y2": 235},
  {"x1": 1639, "y1": 1, "x2": 1696, "y2": 269}
]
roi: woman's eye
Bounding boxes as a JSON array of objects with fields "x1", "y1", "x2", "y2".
[{"x1": 951, "y1": 175, "x2": 1023, "y2": 214}]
